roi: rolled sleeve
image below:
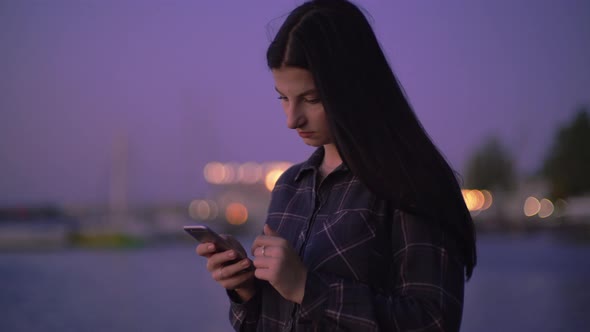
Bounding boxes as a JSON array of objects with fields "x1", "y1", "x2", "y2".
[{"x1": 227, "y1": 288, "x2": 262, "y2": 331}]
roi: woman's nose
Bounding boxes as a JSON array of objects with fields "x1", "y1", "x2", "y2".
[{"x1": 285, "y1": 103, "x2": 304, "y2": 129}]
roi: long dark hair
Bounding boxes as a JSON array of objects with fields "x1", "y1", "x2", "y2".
[{"x1": 267, "y1": 0, "x2": 476, "y2": 279}]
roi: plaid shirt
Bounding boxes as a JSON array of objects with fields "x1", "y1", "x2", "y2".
[{"x1": 228, "y1": 148, "x2": 465, "y2": 331}]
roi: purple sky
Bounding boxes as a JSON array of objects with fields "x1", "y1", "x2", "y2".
[{"x1": 1, "y1": 0, "x2": 589, "y2": 206}]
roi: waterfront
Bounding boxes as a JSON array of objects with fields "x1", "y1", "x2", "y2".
[{"x1": 1, "y1": 231, "x2": 589, "y2": 332}]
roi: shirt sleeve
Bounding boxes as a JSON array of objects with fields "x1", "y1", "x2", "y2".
[
  {"x1": 297, "y1": 210, "x2": 466, "y2": 331},
  {"x1": 227, "y1": 283, "x2": 262, "y2": 332},
  {"x1": 227, "y1": 166, "x2": 303, "y2": 331}
]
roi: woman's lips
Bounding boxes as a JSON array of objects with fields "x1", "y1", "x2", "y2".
[{"x1": 298, "y1": 131, "x2": 314, "y2": 138}]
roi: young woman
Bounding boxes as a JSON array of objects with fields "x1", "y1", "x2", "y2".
[{"x1": 196, "y1": 1, "x2": 477, "y2": 331}]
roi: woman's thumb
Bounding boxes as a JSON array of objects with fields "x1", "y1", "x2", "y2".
[{"x1": 263, "y1": 224, "x2": 279, "y2": 236}]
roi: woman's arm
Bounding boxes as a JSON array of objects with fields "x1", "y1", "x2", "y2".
[
  {"x1": 298, "y1": 210, "x2": 465, "y2": 331},
  {"x1": 227, "y1": 281, "x2": 263, "y2": 332},
  {"x1": 195, "y1": 238, "x2": 259, "y2": 331}
]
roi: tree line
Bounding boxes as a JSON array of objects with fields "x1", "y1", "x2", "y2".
[{"x1": 464, "y1": 106, "x2": 590, "y2": 199}]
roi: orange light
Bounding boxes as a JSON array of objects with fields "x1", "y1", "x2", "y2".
[
  {"x1": 462, "y1": 190, "x2": 474, "y2": 210},
  {"x1": 225, "y1": 203, "x2": 248, "y2": 225},
  {"x1": 265, "y1": 169, "x2": 284, "y2": 191},
  {"x1": 471, "y1": 190, "x2": 485, "y2": 210},
  {"x1": 462, "y1": 189, "x2": 484, "y2": 211},
  {"x1": 524, "y1": 197, "x2": 541, "y2": 217}
]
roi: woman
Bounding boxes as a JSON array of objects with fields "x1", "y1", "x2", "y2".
[{"x1": 196, "y1": 0, "x2": 477, "y2": 331}]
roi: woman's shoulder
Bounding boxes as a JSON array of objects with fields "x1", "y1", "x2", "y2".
[
  {"x1": 275, "y1": 161, "x2": 308, "y2": 186},
  {"x1": 267, "y1": 162, "x2": 311, "y2": 209},
  {"x1": 275, "y1": 147, "x2": 324, "y2": 186}
]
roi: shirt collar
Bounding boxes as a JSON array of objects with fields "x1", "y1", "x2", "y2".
[{"x1": 294, "y1": 147, "x2": 349, "y2": 182}]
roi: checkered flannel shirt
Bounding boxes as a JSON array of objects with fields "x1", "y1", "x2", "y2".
[{"x1": 228, "y1": 148, "x2": 466, "y2": 331}]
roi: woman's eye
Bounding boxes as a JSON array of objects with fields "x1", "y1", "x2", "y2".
[
  {"x1": 277, "y1": 96, "x2": 288, "y2": 101},
  {"x1": 304, "y1": 98, "x2": 321, "y2": 104}
]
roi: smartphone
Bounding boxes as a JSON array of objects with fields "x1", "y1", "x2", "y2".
[{"x1": 184, "y1": 225, "x2": 247, "y2": 264}]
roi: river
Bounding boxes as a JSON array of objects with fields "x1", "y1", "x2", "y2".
[{"x1": 1, "y1": 231, "x2": 589, "y2": 331}]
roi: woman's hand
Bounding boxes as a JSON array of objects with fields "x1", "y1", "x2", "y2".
[
  {"x1": 252, "y1": 224, "x2": 307, "y2": 304},
  {"x1": 196, "y1": 235, "x2": 256, "y2": 302}
]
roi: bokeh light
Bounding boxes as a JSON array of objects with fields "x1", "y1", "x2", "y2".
[
  {"x1": 462, "y1": 189, "x2": 486, "y2": 211},
  {"x1": 538, "y1": 198, "x2": 555, "y2": 218},
  {"x1": 223, "y1": 163, "x2": 238, "y2": 184},
  {"x1": 225, "y1": 203, "x2": 248, "y2": 225},
  {"x1": 524, "y1": 197, "x2": 541, "y2": 217},
  {"x1": 204, "y1": 162, "x2": 226, "y2": 184},
  {"x1": 188, "y1": 200, "x2": 200, "y2": 220},
  {"x1": 237, "y1": 162, "x2": 262, "y2": 184},
  {"x1": 209, "y1": 200, "x2": 219, "y2": 219},
  {"x1": 462, "y1": 190, "x2": 474, "y2": 210},
  {"x1": 196, "y1": 200, "x2": 211, "y2": 220},
  {"x1": 188, "y1": 200, "x2": 217, "y2": 220},
  {"x1": 471, "y1": 190, "x2": 485, "y2": 210},
  {"x1": 481, "y1": 190, "x2": 493, "y2": 210},
  {"x1": 265, "y1": 169, "x2": 285, "y2": 191},
  {"x1": 205, "y1": 161, "x2": 292, "y2": 186}
]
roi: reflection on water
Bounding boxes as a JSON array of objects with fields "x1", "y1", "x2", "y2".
[{"x1": 1, "y1": 232, "x2": 589, "y2": 332}]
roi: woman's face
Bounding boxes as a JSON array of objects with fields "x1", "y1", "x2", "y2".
[{"x1": 272, "y1": 66, "x2": 332, "y2": 147}]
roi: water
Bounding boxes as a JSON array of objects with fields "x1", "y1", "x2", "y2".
[
  {"x1": 462, "y1": 232, "x2": 590, "y2": 332},
  {"x1": 1, "y1": 232, "x2": 589, "y2": 332}
]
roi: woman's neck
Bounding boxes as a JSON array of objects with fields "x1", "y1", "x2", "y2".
[{"x1": 320, "y1": 144, "x2": 342, "y2": 177}]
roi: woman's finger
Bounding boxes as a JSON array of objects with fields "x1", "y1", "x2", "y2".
[
  {"x1": 252, "y1": 245, "x2": 264, "y2": 257},
  {"x1": 213, "y1": 259, "x2": 252, "y2": 283},
  {"x1": 252, "y1": 256, "x2": 276, "y2": 269},
  {"x1": 206, "y1": 249, "x2": 237, "y2": 272},
  {"x1": 252, "y1": 234, "x2": 287, "y2": 249},
  {"x1": 254, "y1": 267, "x2": 272, "y2": 281},
  {"x1": 218, "y1": 258, "x2": 252, "y2": 279},
  {"x1": 220, "y1": 269, "x2": 255, "y2": 290},
  {"x1": 220, "y1": 234, "x2": 249, "y2": 256},
  {"x1": 213, "y1": 266, "x2": 225, "y2": 281},
  {"x1": 196, "y1": 243, "x2": 216, "y2": 257},
  {"x1": 252, "y1": 245, "x2": 284, "y2": 259}
]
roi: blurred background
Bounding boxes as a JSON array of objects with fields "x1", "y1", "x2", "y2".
[{"x1": 1, "y1": 0, "x2": 589, "y2": 331}]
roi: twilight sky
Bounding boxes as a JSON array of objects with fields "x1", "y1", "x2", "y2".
[{"x1": 1, "y1": 0, "x2": 589, "y2": 206}]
